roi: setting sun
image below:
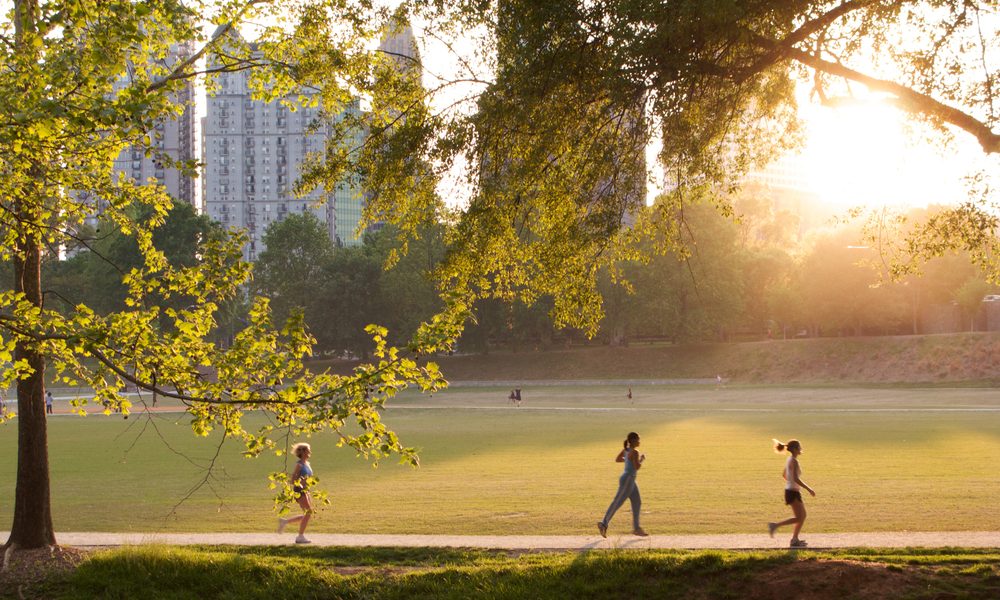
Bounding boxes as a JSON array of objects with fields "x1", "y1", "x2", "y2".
[{"x1": 796, "y1": 96, "x2": 982, "y2": 211}]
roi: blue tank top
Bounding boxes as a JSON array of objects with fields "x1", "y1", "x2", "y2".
[
  {"x1": 622, "y1": 448, "x2": 638, "y2": 476},
  {"x1": 297, "y1": 460, "x2": 313, "y2": 481}
]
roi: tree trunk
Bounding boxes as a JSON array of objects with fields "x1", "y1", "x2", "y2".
[
  {"x1": 6, "y1": 239, "x2": 55, "y2": 549},
  {"x1": 4, "y1": 0, "x2": 55, "y2": 551}
]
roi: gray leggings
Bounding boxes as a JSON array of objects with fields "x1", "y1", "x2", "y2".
[{"x1": 601, "y1": 472, "x2": 641, "y2": 530}]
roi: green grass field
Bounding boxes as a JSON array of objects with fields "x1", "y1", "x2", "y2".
[
  {"x1": 17, "y1": 546, "x2": 1000, "y2": 599},
  {"x1": 2, "y1": 385, "x2": 999, "y2": 535}
]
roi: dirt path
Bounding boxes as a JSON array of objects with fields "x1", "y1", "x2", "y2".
[{"x1": 16, "y1": 531, "x2": 1000, "y2": 549}]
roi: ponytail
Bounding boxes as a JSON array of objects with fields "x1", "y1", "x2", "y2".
[{"x1": 773, "y1": 438, "x2": 800, "y2": 453}]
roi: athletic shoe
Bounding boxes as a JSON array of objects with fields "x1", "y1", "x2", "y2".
[
  {"x1": 277, "y1": 518, "x2": 288, "y2": 534},
  {"x1": 295, "y1": 535, "x2": 312, "y2": 544},
  {"x1": 597, "y1": 522, "x2": 607, "y2": 538},
  {"x1": 767, "y1": 522, "x2": 777, "y2": 538},
  {"x1": 633, "y1": 528, "x2": 649, "y2": 537},
  {"x1": 789, "y1": 539, "x2": 808, "y2": 548}
]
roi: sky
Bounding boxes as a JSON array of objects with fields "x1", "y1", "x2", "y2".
[
  {"x1": 413, "y1": 23, "x2": 997, "y2": 214},
  {"x1": 8, "y1": 0, "x2": 984, "y2": 216},
  {"x1": 789, "y1": 95, "x2": 995, "y2": 212}
]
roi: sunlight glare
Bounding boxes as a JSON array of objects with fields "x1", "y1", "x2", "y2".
[{"x1": 800, "y1": 98, "x2": 971, "y2": 211}]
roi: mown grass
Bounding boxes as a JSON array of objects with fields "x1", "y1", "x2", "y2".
[
  {"x1": 1, "y1": 386, "x2": 1000, "y2": 534},
  {"x1": 15, "y1": 545, "x2": 1000, "y2": 600}
]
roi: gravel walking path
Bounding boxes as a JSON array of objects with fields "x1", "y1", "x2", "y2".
[{"x1": 13, "y1": 531, "x2": 1000, "y2": 550}]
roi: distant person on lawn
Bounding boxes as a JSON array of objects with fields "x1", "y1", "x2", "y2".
[
  {"x1": 278, "y1": 442, "x2": 316, "y2": 544},
  {"x1": 597, "y1": 431, "x2": 648, "y2": 538},
  {"x1": 768, "y1": 438, "x2": 816, "y2": 548},
  {"x1": 45, "y1": 391, "x2": 54, "y2": 414}
]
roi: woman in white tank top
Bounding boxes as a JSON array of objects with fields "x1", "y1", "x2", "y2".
[{"x1": 767, "y1": 439, "x2": 816, "y2": 548}]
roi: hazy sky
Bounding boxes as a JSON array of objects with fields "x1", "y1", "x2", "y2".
[
  {"x1": 792, "y1": 95, "x2": 995, "y2": 212},
  {"x1": 412, "y1": 17, "x2": 998, "y2": 213}
]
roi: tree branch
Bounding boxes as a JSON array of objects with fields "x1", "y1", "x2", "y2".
[
  {"x1": 144, "y1": 0, "x2": 265, "y2": 94},
  {"x1": 783, "y1": 43, "x2": 1000, "y2": 153},
  {"x1": 743, "y1": 27, "x2": 1000, "y2": 154}
]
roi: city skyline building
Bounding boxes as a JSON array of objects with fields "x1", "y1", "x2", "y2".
[
  {"x1": 79, "y1": 42, "x2": 198, "y2": 234},
  {"x1": 740, "y1": 151, "x2": 834, "y2": 243},
  {"x1": 202, "y1": 22, "x2": 420, "y2": 260},
  {"x1": 201, "y1": 53, "x2": 358, "y2": 260},
  {"x1": 112, "y1": 43, "x2": 198, "y2": 208}
]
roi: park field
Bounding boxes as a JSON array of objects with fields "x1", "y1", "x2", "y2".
[{"x1": 1, "y1": 385, "x2": 999, "y2": 536}]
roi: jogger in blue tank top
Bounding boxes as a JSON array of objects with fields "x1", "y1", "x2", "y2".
[{"x1": 597, "y1": 431, "x2": 648, "y2": 537}]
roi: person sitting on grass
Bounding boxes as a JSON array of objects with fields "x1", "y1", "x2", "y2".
[{"x1": 278, "y1": 442, "x2": 316, "y2": 544}]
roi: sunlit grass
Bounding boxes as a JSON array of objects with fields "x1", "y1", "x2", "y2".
[
  {"x1": 1, "y1": 386, "x2": 999, "y2": 535},
  {"x1": 40, "y1": 546, "x2": 1000, "y2": 600}
]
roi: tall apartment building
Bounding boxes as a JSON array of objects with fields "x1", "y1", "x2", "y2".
[
  {"x1": 742, "y1": 152, "x2": 832, "y2": 240},
  {"x1": 114, "y1": 43, "x2": 198, "y2": 206},
  {"x1": 77, "y1": 43, "x2": 197, "y2": 230},
  {"x1": 201, "y1": 74, "x2": 356, "y2": 260},
  {"x1": 203, "y1": 25, "x2": 419, "y2": 260},
  {"x1": 378, "y1": 18, "x2": 418, "y2": 68}
]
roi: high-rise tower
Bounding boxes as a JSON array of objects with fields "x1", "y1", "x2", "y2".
[
  {"x1": 113, "y1": 42, "x2": 198, "y2": 207},
  {"x1": 202, "y1": 21, "x2": 420, "y2": 260}
]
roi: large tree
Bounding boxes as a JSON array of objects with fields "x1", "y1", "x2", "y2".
[
  {"x1": 0, "y1": 0, "x2": 457, "y2": 551},
  {"x1": 346, "y1": 0, "x2": 999, "y2": 333},
  {"x1": 251, "y1": 212, "x2": 337, "y2": 339},
  {"x1": 5, "y1": 0, "x2": 999, "y2": 552}
]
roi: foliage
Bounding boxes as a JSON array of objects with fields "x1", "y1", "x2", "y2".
[
  {"x1": 0, "y1": 0, "x2": 465, "y2": 549},
  {"x1": 251, "y1": 221, "x2": 445, "y2": 357},
  {"x1": 39, "y1": 203, "x2": 229, "y2": 317},
  {"x1": 389, "y1": 0, "x2": 1000, "y2": 333},
  {"x1": 954, "y1": 277, "x2": 992, "y2": 331},
  {"x1": 27, "y1": 546, "x2": 1000, "y2": 600},
  {"x1": 251, "y1": 212, "x2": 336, "y2": 339}
]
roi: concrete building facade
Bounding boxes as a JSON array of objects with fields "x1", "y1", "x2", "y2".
[
  {"x1": 201, "y1": 52, "x2": 365, "y2": 261},
  {"x1": 113, "y1": 43, "x2": 198, "y2": 207},
  {"x1": 203, "y1": 24, "x2": 419, "y2": 261}
]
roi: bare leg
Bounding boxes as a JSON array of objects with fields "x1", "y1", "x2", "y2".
[
  {"x1": 298, "y1": 510, "x2": 312, "y2": 535},
  {"x1": 296, "y1": 492, "x2": 314, "y2": 538},
  {"x1": 772, "y1": 516, "x2": 799, "y2": 529},
  {"x1": 770, "y1": 500, "x2": 806, "y2": 535},
  {"x1": 789, "y1": 500, "x2": 806, "y2": 542}
]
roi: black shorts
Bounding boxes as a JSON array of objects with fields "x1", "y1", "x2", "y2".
[{"x1": 784, "y1": 489, "x2": 803, "y2": 505}]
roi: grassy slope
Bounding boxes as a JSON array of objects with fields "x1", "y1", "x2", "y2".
[
  {"x1": 17, "y1": 546, "x2": 1000, "y2": 600},
  {"x1": 319, "y1": 332, "x2": 1000, "y2": 384}
]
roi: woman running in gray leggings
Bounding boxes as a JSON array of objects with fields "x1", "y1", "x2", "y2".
[{"x1": 597, "y1": 431, "x2": 648, "y2": 537}]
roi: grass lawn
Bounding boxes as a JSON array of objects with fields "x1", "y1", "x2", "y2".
[
  {"x1": 15, "y1": 545, "x2": 1000, "y2": 599},
  {"x1": 1, "y1": 385, "x2": 999, "y2": 535}
]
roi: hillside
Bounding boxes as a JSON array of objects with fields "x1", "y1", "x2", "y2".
[{"x1": 327, "y1": 332, "x2": 1000, "y2": 384}]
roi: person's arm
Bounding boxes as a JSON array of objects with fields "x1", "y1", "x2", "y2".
[
  {"x1": 629, "y1": 448, "x2": 644, "y2": 471},
  {"x1": 290, "y1": 463, "x2": 302, "y2": 483},
  {"x1": 615, "y1": 449, "x2": 627, "y2": 462},
  {"x1": 792, "y1": 459, "x2": 815, "y2": 496}
]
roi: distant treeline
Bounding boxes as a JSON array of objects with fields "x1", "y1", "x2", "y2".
[{"x1": 24, "y1": 196, "x2": 997, "y2": 357}]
